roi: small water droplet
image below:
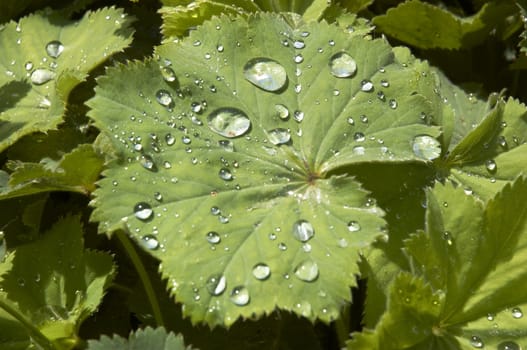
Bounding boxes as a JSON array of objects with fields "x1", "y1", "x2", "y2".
[
  {"x1": 155, "y1": 89, "x2": 173, "y2": 107},
  {"x1": 278, "y1": 242, "x2": 287, "y2": 251},
  {"x1": 165, "y1": 133, "x2": 175, "y2": 146},
  {"x1": 230, "y1": 286, "x2": 250, "y2": 306},
  {"x1": 161, "y1": 66, "x2": 176, "y2": 82},
  {"x1": 292, "y1": 220, "x2": 314, "y2": 242},
  {"x1": 443, "y1": 231, "x2": 453, "y2": 246},
  {"x1": 154, "y1": 192, "x2": 163, "y2": 201},
  {"x1": 17, "y1": 278, "x2": 26, "y2": 287},
  {"x1": 485, "y1": 159, "x2": 497, "y2": 173},
  {"x1": 293, "y1": 40, "x2": 305, "y2": 49},
  {"x1": 377, "y1": 91, "x2": 386, "y2": 101},
  {"x1": 243, "y1": 57, "x2": 287, "y2": 91},
  {"x1": 252, "y1": 263, "x2": 271, "y2": 280},
  {"x1": 497, "y1": 341, "x2": 521, "y2": 350},
  {"x1": 380, "y1": 79, "x2": 389, "y2": 87},
  {"x1": 206, "y1": 231, "x2": 221, "y2": 244},
  {"x1": 359, "y1": 115, "x2": 368, "y2": 123},
  {"x1": 134, "y1": 202, "x2": 153, "y2": 221},
  {"x1": 141, "y1": 234, "x2": 159, "y2": 250},
  {"x1": 219, "y1": 168, "x2": 233, "y2": 181},
  {"x1": 211, "y1": 206, "x2": 221, "y2": 215},
  {"x1": 30, "y1": 68, "x2": 55, "y2": 85},
  {"x1": 354, "y1": 132, "x2": 365, "y2": 142},
  {"x1": 206, "y1": 274, "x2": 226, "y2": 296},
  {"x1": 275, "y1": 104, "x2": 289, "y2": 119},
  {"x1": 388, "y1": 99, "x2": 398, "y2": 109},
  {"x1": 294, "y1": 54, "x2": 304, "y2": 63},
  {"x1": 486, "y1": 313, "x2": 495, "y2": 321},
  {"x1": 469, "y1": 336, "x2": 484, "y2": 348},
  {"x1": 412, "y1": 135, "x2": 442, "y2": 160},
  {"x1": 24, "y1": 61, "x2": 33, "y2": 71},
  {"x1": 512, "y1": 307, "x2": 523, "y2": 318},
  {"x1": 45, "y1": 40, "x2": 64, "y2": 58},
  {"x1": 347, "y1": 117, "x2": 355, "y2": 125},
  {"x1": 293, "y1": 110, "x2": 304, "y2": 122},
  {"x1": 360, "y1": 80, "x2": 374, "y2": 92},
  {"x1": 347, "y1": 221, "x2": 361, "y2": 232},
  {"x1": 140, "y1": 154, "x2": 157, "y2": 171},
  {"x1": 294, "y1": 260, "x2": 319, "y2": 282},
  {"x1": 218, "y1": 139, "x2": 234, "y2": 152},
  {"x1": 328, "y1": 52, "x2": 357, "y2": 78},
  {"x1": 268, "y1": 128, "x2": 291, "y2": 145},
  {"x1": 207, "y1": 107, "x2": 250, "y2": 138}
]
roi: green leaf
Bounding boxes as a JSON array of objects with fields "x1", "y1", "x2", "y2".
[
  {"x1": 88, "y1": 14, "x2": 442, "y2": 326},
  {"x1": 0, "y1": 7, "x2": 134, "y2": 152},
  {"x1": 87, "y1": 327, "x2": 196, "y2": 350},
  {"x1": 373, "y1": 0, "x2": 518, "y2": 50},
  {"x1": 518, "y1": 0, "x2": 527, "y2": 54},
  {"x1": 0, "y1": 215, "x2": 115, "y2": 346},
  {"x1": 0, "y1": 144, "x2": 104, "y2": 199}
]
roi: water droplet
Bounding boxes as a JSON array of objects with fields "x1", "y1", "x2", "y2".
[
  {"x1": 155, "y1": 89, "x2": 173, "y2": 107},
  {"x1": 380, "y1": 79, "x2": 390, "y2": 87},
  {"x1": 211, "y1": 206, "x2": 221, "y2": 215},
  {"x1": 328, "y1": 52, "x2": 357, "y2": 78},
  {"x1": 45, "y1": 40, "x2": 64, "y2": 58},
  {"x1": 377, "y1": 91, "x2": 386, "y2": 101},
  {"x1": 230, "y1": 286, "x2": 250, "y2": 306},
  {"x1": 294, "y1": 260, "x2": 319, "y2": 282},
  {"x1": 359, "y1": 115, "x2": 368, "y2": 123},
  {"x1": 485, "y1": 159, "x2": 497, "y2": 173},
  {"x1": 218, "y1": 140, "x2": 234, "y2": 152},
  {"x1": 30, "y1": 68, "x2": 55, "y2": 85},
  {"x1": 512, "y1": 307, "x2": 523, "y2": 318},
  {"x1": 252, "y1": 263, "x2": 271, "y2": 280},
  {"x1": 293, "y1": 40, "x2": 305, "y2": 49},
  {"x1": 470, "y1": 336, "x2": 484, "y2": 348},
  {"x1": 360, "y1": 79, "x2": 374, "y2": 92},
  {"x1": 274, "y1": 104, "x2": 289, "y2": 120},
  {"x1": 140, "y1": 154, "x2": 157, "y2": 171},
  {"x1": 216, "y1": 44, "x2": 224, "y2": 52},
  {"x1": 293, "y1": 110, "x2": 304, "y2": 122},
  {"x1": 354, "y1": 132, "x2": 365, "y2": 142},
  {"x1": 165, "y1": 133, "x2": 175, "y2": 145},
  {"x1": 347, "y1": 117, "x2": 355, "y2": 125},
  {"x1": 206, "y1": 231, "x2": 221, "y2": 244},
  {"x1": 206, "y1": 274, "x2": 226, "y2": 296},
  {"x1": 134, "y1": 202, "x2": 153, "y2": 221},
  {"x1": 278, "y1": 242, "x2": 287, "y2": 251},
  {"x1": 243, "y1": 57, "x2": 287, "y2": 91},
  {"x1": 486, "y1": 313, "x2": 495, "y2": 321},
  {"x1": 412, "y1": 135, "x2": 442, "y2": 160},
  {"x1": 347, "y1": 221, "x2": 361, "y2": 232},
  {"x1": 24, "y1": 61, "x2": 33, "y2": 71},
  {"x1": 207, "y1": 107, "x2": 250, "y2": 138},
  {"x1": 292, "y1": 220, "x2": 314, "y2": 242},
  {"x1": 17, "y1": 278, "x2": 26, "y2": 287},
  {"x1": 161, "y1": 67, "x2": 176, "y2": 82},
  {"x1": 497, "y1": 341, "x2": 521, "y2": 350},
  {"x1": 219, "y1": 168, "x2": 233, "y2": 181},
  {"x1": 268, "y1": 128, "x2": 291, "y2": 145},
  {"x1": 388, "y1": 99, "x2": 398, "y2": 109},
  {"x1": 154, "y1": 192, "x2": 163, "y2": 201},
  {"x1": 141, "y1": 235, "x2": 159, "y2": 250},
  {"x1": 443, "y1": 231, "x2": 453, "y2": 246},
  {"x1": 294, "y1": 54, "x2": 304, "y2": 63}
]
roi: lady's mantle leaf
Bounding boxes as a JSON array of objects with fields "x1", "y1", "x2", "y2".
[
  {"x1": 87, "y1": 327, "x2": 196, "y2": 350},
  {"x1": 0, "y1": 7, "x2": 134, "y2": 152},
  {"x1": 88, "y1": 14, "x2": 441, "y2": 326},
  {"x1": 0, "y1": 215, "x2": 115, "y2": 346},
  {"x1": 350, "y1": 177, "x2": 527, "y2": 349},
  {"x1": 373, "y1": 0, "x2": 518, "y2": 50}
]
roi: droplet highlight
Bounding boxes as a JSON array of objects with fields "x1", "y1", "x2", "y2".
[
  {"x1": 243, "y1": 57, "x2": 287, "y2": 91},
  {"x1": 206, "y1": 274, "x2": 226, "y2": 296}
]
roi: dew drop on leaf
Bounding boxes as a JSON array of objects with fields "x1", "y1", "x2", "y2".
[
  {"x1": 211, "y1": 206, "x2": 221, "y2": 215},
  {"x1": 24, "y1": 61, "x2": 33, "y2": 71},
  {"x1": 155, "y1": 89, "x2": 173, "y2": 107},
  {"x1": 268, "y1": 128, "x2": 291, "y2": 145},
  {"x1": 207, "y1": 107, "x2": 251, "y2": 138},
  {"x1": 293, "y1": 110, "x2": 304, "y2": 122},
  {"x1": 412, "y1": 135, "x2": 442, "y2": 160},
  {"x1": 141, "y1": 234, "x2": 159, "y2": 250},
  {"x1": 497, "y1": 341, "x2": 521, "y2": 350},
  {"x1": 347, "y1": 221, "x2": 361, "y2": 232},
  {"x1": 294, "y1": 260, "x2": 319, "y2": 282},
  {"x1": 328, "y1": 52, "x2": 357, "y2": 78},
  {"x1": 512, "y1": 307, "x2": 523, "y2": 318},
  {"x1": 30, "y1": 68, "x2": 55, "y2": 85},
  {"x1": 140, "y1": 154, "x2": 157, "y2": 171},
  {"x1": 45, "y1": 40, "x2": 64, "y2": 58},
  {"x1": 485, "y1": 159, "x2": 497, "y2": 173},
  {"x1": 218, "y1": 168, "x2": 233, "y2": 181},
  {"x1": 160, "y1": 67, "x2": 176, "y2": 82},
  {"x1": 230, "y1": 286, "x2": 250, "y2": 306},
  {"x1": 252, "y1": 263, "x2": 271, "y2": 280},
  {"x1": 353, "y1": 132, "x2": 365, "y2": 142},
  {"x1": 165, "y1": 133, "x2": 175, "y2": 146},
  {"x1": 243, "y1": 57, "x2": 287, "y2": 91},
  {"x1": 206, "y1": 231, "x2": 221, "y2": 244},
  {"x1": 292, "y1": 220, "x2": 314, "y2": 242},
  {"x1": 275, "y1": 104, "x2": 289, "y2": 119},
  {"x1": 380, "y1": 79, "x2": 390, "y2": 87},
  {"x1": 388, "y1": 99, "x2": 398, "y2": 109},
  {"x1": 134, "y1": 202, "x2": 153, "y2": 221},
  {"x1": 218, "y1": 140, "x2": 234, "y2": 152},
  {"x1": 293, "y1": 54, "x2": 304, "y2": 63},
  {"x1": 470, "y1": 336, "x2": 484, "y2": 348},
  {"x1": 360, "y1": 79, "x2": 374, "y2": 92},
  {"x1": 206, "y1": 274, "x2": 226, "y2": 296}
]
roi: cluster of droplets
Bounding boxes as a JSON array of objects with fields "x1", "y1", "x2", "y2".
[
  {"x1": 25, "y1": 40, "x2": 64, "y2": 86},
  {"x1": 469, "y1": 307, "x2": 524, "y2": 349}
]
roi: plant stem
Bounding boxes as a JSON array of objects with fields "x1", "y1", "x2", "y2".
[
  {"x1": 115, "y1": 230, "x2": 164, "y2": 327},
  {"x1": 0, "y1": 297, "x2": 55, "y2": 350}
]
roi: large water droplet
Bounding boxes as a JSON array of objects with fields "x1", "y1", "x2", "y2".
[
  {"x1": 141, "y1": 235, "x2": 159, "y2": 250},
  {"x1": 469, "y1": 336, "x2": 484, "y2": 348},
  {"x1": 412, "y1": 135, "x2": 442, "y2": 160},
  {"x1": 45, "y1": 40, "x2": 64, "y2": 58},
  {"x1": 207, "y1": 107, "x2": 250, "y2": 138},
  {"x1": 294, "y1": 260, "x2": 319, "y2": 282},
  {"x1": 230, "y1": 286, "x2": 250, "y2": 306},
  {"x1": 134, "y1": 202, "x2": 153, "y2": 221},
  {"x1": 206, "y1": 274, "x2": 226, "y2": 296},
  {"x1": 243, "y1": 58, "x2": 287, "y2": 91},
  {"x1": 30, "y1": 69, "x2": 55, "y2": 85},
  {"x1": 252, "y1": 263, "x2": 271, "y2": 280},
  {"x1": 155, "y1": 89, "x2": 173, "y2": 107},
  {"x1": 206, "y1": 231, "x2": 221, "y2": 244},
  {"x1": 292, "y1": 220, "x2": 314, "y2": 242},
  {"x1": 347, "y1": 221, "x2": 361, "y2": 232},
  {"x1": 328, "y1": 52, "x2": 357, "y2": 78},
  {"x1": 268, "y1": 128, "x2": 291, "y2": 145},
  {"x1": 497, "y1": 341, "x2": 521, "y2": 350}
]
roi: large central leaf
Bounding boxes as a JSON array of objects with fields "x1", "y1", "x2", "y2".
[{"x1": 88, "y1": 14, "x2": 441, "y2": 326}]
